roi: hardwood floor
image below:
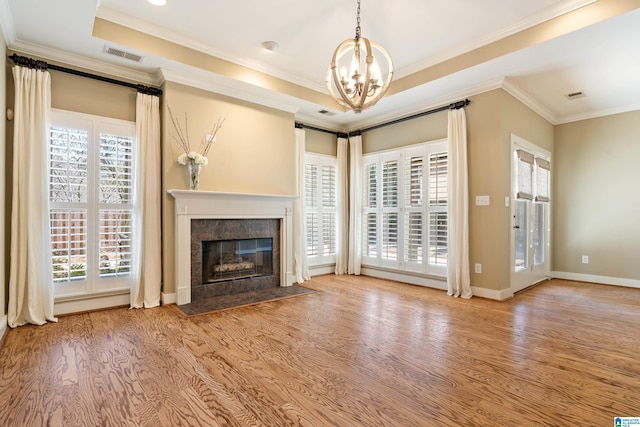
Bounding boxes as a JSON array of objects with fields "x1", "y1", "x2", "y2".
[{"x1": 1, "y1": 276, "x2": 639, "y2": 426}]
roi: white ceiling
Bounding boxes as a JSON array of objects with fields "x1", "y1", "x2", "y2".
[{"x1": 2, "y1": 0, "x2": 639, "y2": 130}]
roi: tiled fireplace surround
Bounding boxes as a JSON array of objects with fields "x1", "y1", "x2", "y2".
[{"x1": 168, "y1": 190, "x2": 296, "y2": 305}]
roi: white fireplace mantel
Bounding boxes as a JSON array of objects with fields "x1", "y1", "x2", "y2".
[{"x1": 168, "y1": 190, "x2": 297, "y2": 305}]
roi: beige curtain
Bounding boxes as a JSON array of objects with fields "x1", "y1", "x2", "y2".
[
  {"x1": 131, "y1": 93, "x2": 162, "y2": 308},
  {"x1": 8, "y1": 65, "x2": 57, "y2": 327},
  {"x1": 293, "y1": 128, "x2": 310, "y2": 283},
  {"x1": 348, "y1": 134, "x2": 363, "y2": 275},
  {"x1": 447, "y1": 108, "x2": 472, "y2": 298},
  {"x1": 335, "y1": 136, "x2": 349, "y2": 275}
]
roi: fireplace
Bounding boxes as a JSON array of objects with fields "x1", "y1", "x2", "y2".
[
  {"x1": 203, "y1": 238, "x2": 273, "y2": 283},
  {"x1": 168, "y1": 190, "x2": 295, "y2": 305},
  {"x1": 190, "y1": 218, "x2": 280, "y2": 300}
]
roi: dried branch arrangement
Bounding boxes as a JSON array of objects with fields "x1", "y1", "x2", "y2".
[{"x1": 167, "y1": 103, "x2": 225, "y2": 165}]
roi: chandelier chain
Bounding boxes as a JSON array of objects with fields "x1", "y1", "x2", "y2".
[{"x1": 355, "y1": 0, "x2": 361, "y2": 39}]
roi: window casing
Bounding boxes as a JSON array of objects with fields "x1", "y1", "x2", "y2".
[
  {"x1": 305, "y1": 153, "x2": 337, "y2": 266},
  {"x1": 362, "y1": 140, "x2": 448, "y2": 276},
  {"x1": 49, "y1": 110, "x2": 136, "y2": 296}
]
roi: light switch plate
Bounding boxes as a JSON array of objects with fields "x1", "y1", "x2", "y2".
[{"x1": 475, "y1": 195, "x2": 490, "y2": 206}]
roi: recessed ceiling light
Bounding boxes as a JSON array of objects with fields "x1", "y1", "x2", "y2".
[
  {"x1": 148, "y1": 0, "x2": 166, "y2": 5},
  {"x1": 262, "y1": 41, "x2": 279, "y2": 52}
]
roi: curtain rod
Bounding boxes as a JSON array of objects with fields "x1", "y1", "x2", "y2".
[
  {"x1": 295, "y1": 98, "x2": 469, "y2": 138},
  {"x1": 295, "y1": 122, "x2": 348, "y2": 139},
  {"x1": 357, "y1": 98, "x2": 470, "y2": 134},
  {"x1": 8, "y1": 53, "x2": 163, "y2": 96}
]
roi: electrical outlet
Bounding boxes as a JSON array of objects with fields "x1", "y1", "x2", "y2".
[
  {"x1": 582, "y1": 255, "x2": 589, "y2": 264},
  {"x1": 475, "y1": 263, "x2": 482, "y2": 274}
]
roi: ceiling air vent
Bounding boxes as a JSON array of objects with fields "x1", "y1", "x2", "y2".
[
  {"x1": 565, "y1": 91, "x2": 586, "y2": 100},
  {"x1": 103, "y1": 45, "x2": 143, "y2": 63},
  {"x1": 318, "y1": 109, "x2": 336, "y2": 116}
]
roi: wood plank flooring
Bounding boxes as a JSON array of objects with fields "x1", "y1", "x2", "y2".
[{"x1": 1, "y1": 276, "x2": 639, "y2": 426}]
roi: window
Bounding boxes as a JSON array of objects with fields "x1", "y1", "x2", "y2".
[
  {"x1": 362, "y1": 140, "x2": 448, "y2": 275},
  {"x1": 49, "y1": 110, "x2": 136, "y2": 296},
  {"x1": 305, "y1": 153, "x2": 337, "y2": 265}
]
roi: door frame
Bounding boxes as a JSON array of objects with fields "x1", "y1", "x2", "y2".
[{"x1": 510, "y1": 134, "x2": 552, "y2": 293}]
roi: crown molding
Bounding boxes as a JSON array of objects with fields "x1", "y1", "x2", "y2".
[
  {"x1": 8, "y1": 40, "x2": 161, "y2": 86},
  {"x1": 395, "y1": 0, "x2": 597, "y2": 79},
  {"x1": 160, "y1": 68, "x2": 300, "y2": 115},
  {"x1": 500, "y1": 77, "x2": 640, "y2": 125},
  {"x1": 0, "y1": 0, "x2": 16, "y2": 45},
  {"x1": 344, "y1": 78, "x2": 505, "y2": 133},
  {"x1": 501, "y1": 77, "x2": 557, "y2": 125},
  {"x1": 95, "y1": 7, "x2": 326, "y2": 94},
  {"x1": 556, "y1": 102, "x2": 640, "y2": 124},
  {"x1": 293, "y1": 112, "x2": 348, "y2": 133}
]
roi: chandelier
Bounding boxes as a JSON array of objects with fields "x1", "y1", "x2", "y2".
[{"x1": 326, "y1": 0, "x2": 393, "y2": 113}]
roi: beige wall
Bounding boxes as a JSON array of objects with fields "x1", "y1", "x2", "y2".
[
  {"x1": 49, "y1": 70, "x2": 136, "y2": 121},
  {"x1": 554, "y1": 110, "x2": 640, "y2": 280},
  {"x1": 161, "y1": 81, "x2": 297, "y2": 295},
  {"x1": 305, "y1": 128, "x2": 337, "y2": 156},
  {"x1": 467, "y1": 89, "x2": 553, "y2": 292},
  {"x1": 362, "y1": 110, "x2": 448, "y2": 154},
  {"x1": 5, "y1": 59, "x2": 136, "y2": 122},
  {"x1": 466, "y1": 90, "x2": 504, "y2": 292},
  {"x1": 1, "y1": 33, "x2": 6, "y2": 325}
]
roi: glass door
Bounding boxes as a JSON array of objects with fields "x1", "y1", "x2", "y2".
[{"x1": 511, "y1": 136, "x2": 551, "y2": 293}]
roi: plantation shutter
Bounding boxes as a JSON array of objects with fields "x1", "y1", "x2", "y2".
[
  {"x1": 535, "y1": 157, "x2": 551, "y2": 202},
  {"x1": 382, "y1": 160, "x2": 399, "y2": 260},
  {"x1": 304, "y1": 155, "x2": 337, "y2": 261},
  {"x1": 405, "y1": 155, "x2": 423, "y2": 264},
  {"x1": 49, "y1": 126, "x2": 89, "y2": 282},
  {"x1": 382, "y1": 160, "x2": 398, "y2": 207},
  {"x1": 361, "y1": 140, "x2": 449, "y2": 272},
  {"x1": 321, "y1": 165, "x2": 336, "y2": 255},
  {"x1": 49, "y1": 115, "x2": 136, "y2": 290},
  {"x1": 304, "y1": 164, "x2": 318, "y2": 256},
  {"x1": 429, "y1": 151, "x2": 448, "y2": 266},
  {"x1": 362, "y1": 162, "x2": 378, "y2": 257},
  {"x1": 516, "y1": 150, "x2": 534, "y2": 200},
  {"x1": 98, "y1": 133, "x2": 134, "y2": 277}
]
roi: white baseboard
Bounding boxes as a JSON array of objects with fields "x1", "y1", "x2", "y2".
[
  {"x1": 309, "y1": 264, "x2": 335, "y2": 277},
  {"x1": 471, "y1": 286, "x2": 514, "y2": 301},
  {"x1": 54, "y1": 291, "x2": 130, "y2": 316},
  {"x1": 161, "y1": 292, "x2": 177, "y2": 305},
  {"x1": 0, "y1": 314, "x2": 7, "y2": 344},
  {"x1": 361, "y1": 267, "x2": 448, "y2": 291},
  {"x1": 552, "y1": 271, "x2": 640, "y2": 289},
  {"x1": 361, "y1": 267, "x2": 512, "y2": 301}
]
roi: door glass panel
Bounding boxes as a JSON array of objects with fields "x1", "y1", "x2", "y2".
[
  {"x1": 514, "y1": 200, "x2": 528, "y2": 271},
  {"x1": 533, "y1": 203, "x2": 545, "y2": 266}
]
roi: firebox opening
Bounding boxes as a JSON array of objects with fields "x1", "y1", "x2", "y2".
[{"x1": 202, "y1": 238, "x2": 273, "y2": 284}]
